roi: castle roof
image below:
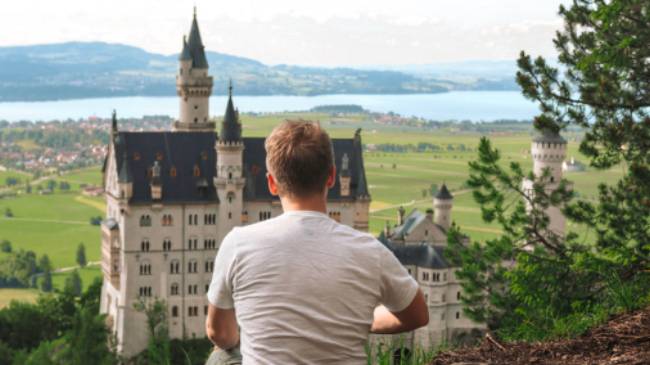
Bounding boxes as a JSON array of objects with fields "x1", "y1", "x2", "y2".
[
  {"x1": 435, "y1": 183, "x2": 453, "y2": 200},
  {"x1": 184, "y1": 9, "x2": 209, "y2": 69},
  {"x1": 219, "y1": 83, "x2": 241, "y2": 143},
  {"x1": 533, "y1": 129, "x2": 567, "y2": 144},
  {"x1": 390, "y1": 208, "x2": 447, "y2": 240},
  {"x1": 179, "y1": 36, "x2": 192, "y2": 61},
  {"x1": 110, "y1": 131, "x2": 369, "y2": 204},
  {"x1": 380, "y1": 239, "x2": 450, "y2": 270}
]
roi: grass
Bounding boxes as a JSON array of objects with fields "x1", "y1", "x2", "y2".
[
  {"x1": 0, "y1": 288, "x2": 39, "y2": 309},
  {"x1": 50, "y1": 266, "x2": 102, "y2": 291},
  {"x1": 0, "y1": 114, "x2": 625, "y2": 308},
  {"x1": 0, "y1": 168, "x2": 31, "y2": 188}
]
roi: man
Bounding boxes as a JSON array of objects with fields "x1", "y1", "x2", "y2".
[{"x1": 206, "y1": 121, "x2": 428, "y2": 364}]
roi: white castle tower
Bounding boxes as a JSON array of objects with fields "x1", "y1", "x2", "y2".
[
  {"x1": 214, "y1": 82, "x2": 245, "y2": 243},
  {"x1": 524, "y1": 129, "x2": 568, "y2": 237},
  {"x1": 433, "y1": 183, "x2": 453, "y2": 230},
  {"x1": 173, "y1": 8, "x2": 214, "y2": 132}
]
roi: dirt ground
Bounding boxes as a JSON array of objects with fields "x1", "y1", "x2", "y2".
[{"x1": 431, "y1": 307, "x2": 650, "y2": 365}]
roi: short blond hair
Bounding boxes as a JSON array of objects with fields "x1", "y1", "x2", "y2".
[{"x1": 265, "y1": 120, "x2": 334, "y2": 198}]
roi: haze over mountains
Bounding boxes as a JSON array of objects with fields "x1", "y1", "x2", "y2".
[{"x1": 0, "y1": 42, "x2": 518, "y2": 102}]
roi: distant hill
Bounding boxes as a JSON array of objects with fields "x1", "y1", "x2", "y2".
[{"x1": 0, "y1": 42, "x2": 517, "y2": 101}]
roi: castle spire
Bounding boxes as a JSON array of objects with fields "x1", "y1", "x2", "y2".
[
  {"x1": 186, "y1": 7, "x2": 208, "y2": 69},
  {"x1": 111, "y1": 109, "x2": 118, "y2": 134},
  {"x1": 219, "y1": 82, "x2": 242, "y2": 143}
]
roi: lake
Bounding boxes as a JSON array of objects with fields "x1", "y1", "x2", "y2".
[{"x1": 0, "y1": 91, "x2": 539, "y2": 122}]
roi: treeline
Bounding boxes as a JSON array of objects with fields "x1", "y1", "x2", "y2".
[
  {"x1": 0, "y1": 128, "x2": 107, "y2": 149},
  {"x1": 368, "y1": 142, "x2": 474, "y2": 153},
  {"x1": 310, "y1": 104, "x2": 366, "y2": 113}
]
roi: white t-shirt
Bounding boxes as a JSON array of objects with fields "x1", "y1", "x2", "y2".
[{"x1": 207, "y1": 210, "x2": 419, "y2": 364}]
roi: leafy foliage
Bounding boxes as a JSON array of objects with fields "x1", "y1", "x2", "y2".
[{"x1": 447, "y1": 0, "x2": 650, "y2": 341}]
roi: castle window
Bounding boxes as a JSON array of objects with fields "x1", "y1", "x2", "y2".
[
  {"x1": 133, "y1": 152, "x2": 141, "y2": 161},
  {"x1": 205, "y1": 259, "x2": 214, "y2": 273},
  {"x1": 204, "y1": 305, "x2": 208, "y2": 316},
  {"x1": 170, "y1": 283, "x2": 179, "y2": 296},
  {"x1": 442, "y1": 293, "x2": 446, "y2": 302},
  {"x1": 162, "y1": 239, "x2": 172, "y2": 251},
  {"x1": 170, "y1": 260, "x2": 180, "y2": 274},
  {"x1": 172, "y1": 306, "x2": 179, "y2": 317},
  {"x1": 194, "y1": 118, "x2": 198, "y2": 123},
  {"x1": 258, "y1": 211, "x2": 271, "y2": 221},
  {"x1": 194, "y1": 105, "x2": 198, "y2": 110},
  {"x1": 201, "y1": 151, "x2": 208, "y2": 160},
  {"x1": 228, "y1": 212, "x2": 232, "y2": 219},
  {"x1": 188, "y1": 238, "x2": 198, "y2": 250},
  {"x1": 170, "y1": 166, "x2": 177, "y2": 177},
  {"x1": 140, "y1": 239, "x2": 150, "y2": 252},
  {"x1": 138, "y1": 286, "x2": 152, "y2": 297},
  {"x1": 228, "y1": 172, "x2": 233, "y2": 180},
  {"x1": 227, "y1": 192, "x2": 234, "y2": 203},
  {"x1": 193, "y1": 165, "x2": 201, "y2": 177},
  {"x1": 140, "y1": 215, "x2": 151, "y2": 227},
  {"x1": 188, "y1": 284, "x2": 198, "y2": 295},
  {"x1": 443, "y1": 273, "x2": 447, "y2": 281},
  {"x1": 204, "y1": 239, "x2": 216, "y2": 250},
  {"x1": 424, "y1": 229, "x2": 428, "y2": 236},
  {"x1": 456, "y1": 311, "x2": 460, "y2": 319},
  {"x1": 205, "y1": 284, "x2": 209, "y2": 293},
  {"x1": 188, "y1": 259, "x2": 198, "y2": 273},
  {"x1": 457, "y1": 291, "x2": 461, "y2": 301},
  {"x1": 424, "y1": 294, "x2": 428, "y2": 303},
  {"x1": 139, "y1": 261, "x2": 151, "y2": 275},
  {"x1": 162, "y1": 214, "x2": 173, "y2": 226},
  {"x1": 156, "y1": 152, "x2": 163, "y2": 161},
  {"x1": 422, "y1": 272, "x2": 429, "y2": 281}
]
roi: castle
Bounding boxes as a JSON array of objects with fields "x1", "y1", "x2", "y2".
[
  {"x1": 372, "y1": 185, "x2": 486, "y2": 352},
  {"x1": 99, "y1": 10, "x2": 569, "y2": 359},
  {"x1": 99, "y1": 11, "x2": 370, "y2": 357},
  {"x1": 373, "y1": 131, "x2": 568, "y2": 354}
]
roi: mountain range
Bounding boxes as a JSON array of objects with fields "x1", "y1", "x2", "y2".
[{"x1": 0, "y1": 42, "x2": 518, "y2": 102}]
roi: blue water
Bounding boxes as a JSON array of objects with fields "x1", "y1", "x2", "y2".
[{"x1": 0, "y1": 91, "x2": 539, "y2": 122}]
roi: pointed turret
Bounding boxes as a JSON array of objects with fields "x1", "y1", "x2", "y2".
[
  {"x1": 173, "y1": 8, "x2": 214, "y2": 131},
  {"x1": 179, "y1": 36, "x2": 191, "y2": 61},
  {"x1": 433, "y1": 183, "x2": 453, "y2": 230},
  {"x1": 219, "y1": 81, "x2": 242, "y2": 143},
  {"x1": 435, "y1": 183, "x2": 453, "y2": 200},
  {"x1": 111, "y1": 110, "x2": 118, "y2": 134},
  {"x1": 186, "y1": 7, "x2": 209, "y2": 69}
]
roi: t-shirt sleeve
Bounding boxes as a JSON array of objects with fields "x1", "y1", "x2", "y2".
[
  {"x1": 378, "y1": 245, "x2": 420, "y2": 312},
  {"x1": 207, "y1": 229, "x2": 238, "y2": 309}
]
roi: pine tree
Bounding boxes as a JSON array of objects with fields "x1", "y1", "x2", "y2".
[
  {"x1": 41, "y1": 271, "x2": 53, "y2": 293},
  {"x1": 64, "y1": 270, "x2": 83, "y2": 297},
  {"x1": 447, "y1": 0, "x2": 650, "y2": 340},
  {"x1": 76, "y1": 243, "x2": 87, "y2": 268}
]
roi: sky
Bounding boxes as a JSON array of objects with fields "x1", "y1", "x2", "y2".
[{"x1": 1, "y1": 0, "x2": 569, "y2": 67}]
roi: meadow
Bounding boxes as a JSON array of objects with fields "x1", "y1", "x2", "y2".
[{"x1": 0, "y1": 112, "x2": 623, "y2": 307}]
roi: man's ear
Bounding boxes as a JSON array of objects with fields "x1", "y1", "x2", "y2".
[
  {"x1": 267, "y1": 173, "x2": 279, "y2": 196},
  {"x1": 326, "y1": 165, "x2": 336, "y2": 189}
]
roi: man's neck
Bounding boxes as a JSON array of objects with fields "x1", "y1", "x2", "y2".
[{"x1": 279, "y1": 193, "x2": 328, "y2": 213}]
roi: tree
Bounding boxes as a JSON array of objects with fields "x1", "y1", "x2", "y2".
[
  {"x1": 46, "y1": 180, "x2": 56, "y2": 191},
  {"x1": 0, "y1": 240, "x2": 11, "y2": 253},
  {"x1": 64, "y1": 270, "x2": 82, "y2": 297},
  {"x1": 447, "y1": 0, "x2": 650, "y2": 340},
  {"x1": 76, "y1": 243, "x2": 86, "y2": 268},
  {"x1": 41, "y1": 270, "x2": 53, "y2": 293},
  {"x1": 134, "y1": 298, "x2": 171, "y2": 365}
]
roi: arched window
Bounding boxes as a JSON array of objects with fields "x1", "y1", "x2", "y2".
[
  {"x1": 163, "y1": 239, "x2": 171, "y2": 251},
  {"x1": 170, "y1": 260, "x2": 180, "y2": 274},
  {"x1": 188, "y1": 259, "x2": 198, "y2": 273},
  {"x1": 141, "y1": 239, "x2": 150, "y2": 252},
  {"x1": 171, "y1": 306, "x2": 179, "y2": 317},
  {"x1": 140, "y1": 215, "x2": 151, "y2": 227},
  {"x1": 170, "y1": 283, "x2": 179, "y2": 296},
  {"x1": 139, "y1": 261, "x2": 151, "y2": 275},
  {"x1": 193, "y1": 165, "x2": 201, "y2": 177},
  {"x1": 205, "y1": 259, "x2": 214, "y2": 273}
]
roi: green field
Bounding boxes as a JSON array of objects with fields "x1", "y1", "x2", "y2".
[
  {"x1": 0, "y1": 113, "x2": 623, "y2": 305},
  {"x1": 0, "y1": 288, "x2": 39, "y2": 309},
  {"x1": 0, "y1": 168, "x2": 30, "y2": 188}
]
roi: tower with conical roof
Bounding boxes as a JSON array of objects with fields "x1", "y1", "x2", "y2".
[
  {"x1": 173, "y1": 8, "x2": 214, "y2": 132},
  {"x1": 433, "y1": 183, "x2": 453, "y2": 229},
  {"x1": 214, "y1": 82, "x2": 245, "y2": 243}
]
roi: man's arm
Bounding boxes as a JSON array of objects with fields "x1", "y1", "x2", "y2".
[
  {"x1": 370, "y1": 289, "x2": 429, "y2": 334},
  {"x1": 205, "y1": 304, "x2": 239, "y2": 350}
]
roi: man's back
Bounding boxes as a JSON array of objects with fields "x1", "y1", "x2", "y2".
[{"x1": 208, "y1": 210, "x2": 418, "y2": 364}]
